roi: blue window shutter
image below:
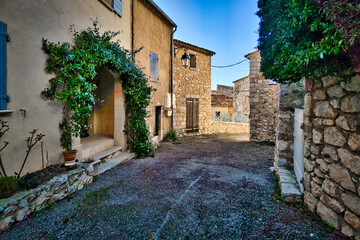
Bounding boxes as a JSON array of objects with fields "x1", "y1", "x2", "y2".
[
  {"x1": 113, "y1": 0, "x2": 122, "y2": 17},
  {"x1": 0, "y1": 21, "x2": 7, "y2": 110},
  {"x1": 150, "y1": 52, "x2": 158, "y2": 82}
]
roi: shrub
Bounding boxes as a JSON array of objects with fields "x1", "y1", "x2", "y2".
[
  {"x1": 164, "y1": 130, "x2": 180, "y2": 142},
  {"x1": 0, "y1": 176, "x2": 19, "y2": 199}
]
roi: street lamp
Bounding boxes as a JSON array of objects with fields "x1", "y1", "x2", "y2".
[{"x1": 181, "y1": 52, "x2": 190, "y2": 68}]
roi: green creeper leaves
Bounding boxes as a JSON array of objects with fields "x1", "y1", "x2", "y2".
[{"x1": 42, "y1": 21, "x2": 154, "y2": 157}]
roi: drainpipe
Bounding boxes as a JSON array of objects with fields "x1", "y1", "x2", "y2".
[
  {"x1": 131, "y1": 0, "x2": 135, "y2": 61},
  {"x1": 170, "y1": 26, "x2": 177, "y2": 129}
]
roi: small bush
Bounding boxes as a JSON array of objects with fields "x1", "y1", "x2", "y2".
[
  {"x1": 164, "y1": 130, "x2": 179, "y2": 142},
  {"x1": 18, "y1": 172, "x2": 40, "y2": 191},
  {"x1": 0, "y1": 176, "x2": 19, "y2": 199}
]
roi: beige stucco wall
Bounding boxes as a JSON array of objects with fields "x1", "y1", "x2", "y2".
[
  {"x1": 133, "y1": 0, "x2": 173, "y2": 139},
  {"x1": 0, "y1": 0, "x2": 131, "y2": 176},
  {"x1": 173, "y1": 46, "x2": 213, "y2": 136}
]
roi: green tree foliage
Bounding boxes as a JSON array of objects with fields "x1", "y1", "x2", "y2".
[
  {"x1": 257, "y1": 0, "x2": 354, "y2": 83},
  {"x1": 42, "y1": 21, "x2": 154, "y2": 158}
]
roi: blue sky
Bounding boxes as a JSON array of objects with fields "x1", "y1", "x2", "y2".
[{"x1": 153, "y1": 0, "x2": 260, "y2": 90}]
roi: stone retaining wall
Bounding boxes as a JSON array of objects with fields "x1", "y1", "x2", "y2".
[
  {"x1": 0, "y1": 166, "x2": 94, "y2": 232},
  {"x1": 209, "y1": 122, "x2": 250, "y2": 134},
  {"x1": 303, "y1": 76, "x2": 360, "y2": 238}
]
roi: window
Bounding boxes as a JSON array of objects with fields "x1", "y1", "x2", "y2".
[
  {"x1": 0, "y1": 21, "x2": 9, "y2": 110},
  {"x1": 100, "y1": 0, "x2": 122, "y2": 17},
  {"x1": 190, "y1": 54, "x2": 196, "y2": 69},
  {"x1": 150, "y1": 52, "x2": 158, "y2": 82}
]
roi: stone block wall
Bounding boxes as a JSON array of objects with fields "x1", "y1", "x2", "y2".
[
  {"x1": 208, "y1": 122, "x2": 250, "y2": 134},
  {"x1": 246, "y1": 50, "x2": 279, "y2": 142},
  {"x1": 173, "y1": 40, "x2": 214, "y2": 136},
  {"x1": 274, "y1": 82, "x2": 305, "y2": 170},
  {"x1": 233, "y1": 76, "x2": 250, "y2": 118},
  {"x1": 303, "y1": 75, "x2": 360, "y2": 238}
]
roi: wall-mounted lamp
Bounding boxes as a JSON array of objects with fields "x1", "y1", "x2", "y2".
[{"x1": 174, "y1": 47, "x2": 190, "y2": 68}]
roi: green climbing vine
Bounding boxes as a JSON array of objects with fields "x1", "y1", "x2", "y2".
[{"x1": 41, "y1": 21, "x2": 154, "y2": 158}]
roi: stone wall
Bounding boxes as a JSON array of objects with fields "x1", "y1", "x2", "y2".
[
  {"x1": 303, "y1": 75, "x2": 360, "y2": 238},
  {"x1": 274, "y1": 82, "x2": 305, "y2": 170},
  {"x1": 233, "y1": 76, "x2": 250, "y2": 118},
  {"x1": 217, "y1": 85, "x2": 233, "y2": 94},
  {"x1": 173, "y1": 40, "x2": 214, "y2": 136},
  {"x1": 246, "y1": 50, "x2": 280, "y2": 142},
  {"x1": 208, "y1": 122, "x2": 249, "y2": 134},
  {"x1": 0, "y1": 166, "x2": 94, "y2": 232}
]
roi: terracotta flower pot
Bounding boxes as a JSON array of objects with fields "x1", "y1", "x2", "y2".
[{"x1": 63, "y1": 150, "x2": 78, "y2": 167}]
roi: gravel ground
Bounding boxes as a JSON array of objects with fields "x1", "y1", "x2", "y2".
[{"x1": 0, "y1": 134, "x2": 349, "y2": 240}]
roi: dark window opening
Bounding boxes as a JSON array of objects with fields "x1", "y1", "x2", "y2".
[
  {"x1": 190, "y1": 54, "x2": 196, "y2": 69},
  {"x1": 154, "y1": 106, "x2": 161, "y2": 136}
]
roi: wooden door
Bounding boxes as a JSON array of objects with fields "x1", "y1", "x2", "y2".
[{"x1": 186, "y1": 98, "x2": 199, "y2": 132}]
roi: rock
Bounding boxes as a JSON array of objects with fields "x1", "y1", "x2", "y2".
[
  {"x1": 344, "y1": 211, "x2": 360, "y2": 229},
  {"x1": 304, "y1": 171, "x2": 311, "y2": 191},
  {"x1": 322, "y1": 145, "x2": 339, "y2": 162},
  {"x1": 335, "y1": 115, "x2": 357, "y2": 131},
  {"x1": 51, "y1": 193, "x2": 67, "y2": 202},
  {"x1": 312, "y1": 89, "x2": 326, "y2": 100},
  {"x1": 304, "y1": 94, "x2": 313, "y2": 116},
  {"x1": 304, "y1": 139, "x2": 311, "y2": 157},
  {"x1": 324, "y1": 127, "x2": 346, "y2": 147},
  {"x1": 322, "y1": 119, "x2": 334, "y2": 126},
  {"x1": 313, "y1": 176, "x2": 324, "y2": 184},
  {"x1": 0, "y1": 216, "x2": 14, "y2": 231},
  {"x1": 312, "y1": 118, "x2": 323, "y2": 129},
  {"x1": 341, "y1": 96, "x2": 360, "y2": 113},
  {"x1": 348, "y1": 133, "x2": 360, "y2": 151},
  {"x1": 304, "y1": 191, "x2": 318, "y2": 212},
  {"x1": 327, "y1": 85, "x2": 345, "y2": 98},
  {"x1": 18, "y1": 199, "x2": 27, "y2": 208},
  {"x1": 341, "y1": 222, "x2": 355, "y2": 238},
  {"x1": 313, "y1": 129, "x2": 323, "y2": 144},
  {"x1": 316, "y1": 158, "x2": 329, "y2": 173},
  {"x1": 311, "y1": 144, "x2": 321, "y2": 155},
  {"x1": 344, "y1": 75, "x2": 360, "y2": 92},
  {"x1": 277, "y1": 140, "x2": 288, "y2": 151},
  {"x1": 311, "y1": 181, "x2": 323, "y2": 197},
  {"x1": 338, "y1": 148, "x2": 360, "y2": 175},
  {"x1": 322, "y1": 76, "x2": 337, "y2": 87},
  {"x1": 3, "y1": 206, "x2": 17, "y2": 216},
  {"x1": 34, "y1": 190, "x2": 49, "y2": 212},
  {"x1": 304, "y1": 158, "x2": 315, "y2": 172},
  {"x1": 15, "y1": 208, "x2": 28, "y2": 222},
  {"x1": 314, "y1": 101, "x2": 337, "y2": 118},
  {"x1": 329, "y1": 164, "x2": 356, "y2": 192},
  {"x1": 314, "y1": 168, "x2": 325, "y2": 178},
  {"x1": 320, "y1": 194, "x2": 345, "y2": 213},
  {"x1": 316, "y1": 202, "x2": 339, "y2": 228},
  {"x1": 330, "y1": 99, "x2": 340, "y2": 109},
  {"x1": 342, "y1": 193, "x2": 360, "y2": 215}
]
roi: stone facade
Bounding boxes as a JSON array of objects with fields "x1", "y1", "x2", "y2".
[
  {"x1": 233, "y1": 76, "x2": 250, "y2": 118},
  {"x1": 274, "y1": 82, "x2": 305, "y2": 170},
  {"x1": 303, "y1": 75, "x2": 360, "y2": 238},
  {"x1": 246, "y1": 50, "x2": 280, "y2": 142},
  {"x1": 173, "y1": 40, "x2": 215, "y2": 136},
  {"x1": 0, "y1": 166, "x2": 94, "y2": 232},
  {"x1": 217, "y1": 84, "x2": 233, "y2": 94},
  {"x1": 208, "y1": 122, "x2": 249, "y2": 134}
]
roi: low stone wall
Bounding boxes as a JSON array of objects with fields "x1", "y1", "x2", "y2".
[
  {"x1": 208, "y1": 121, "x2": 249, "y2": 134},
  {"x1": 0, "y1": 166, "x2": 94, "y2": 232},
  {"x1": 303, "y1": 76, "x2": 360, "y2": 238}
]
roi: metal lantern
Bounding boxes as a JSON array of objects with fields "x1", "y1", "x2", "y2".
[{"x1": 181, "y1": 52, "x2": 190, "y2": 68}]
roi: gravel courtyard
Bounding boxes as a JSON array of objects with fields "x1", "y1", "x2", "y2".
[{"x1": 0, "y1": 134, "x2": 346, "y2": 240}]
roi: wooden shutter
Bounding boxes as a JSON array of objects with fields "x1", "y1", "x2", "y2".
[
  {"x1": 186, "y1": 98, "x2": 199, "y2": 132},
  {"x1": 113, "y1": 0, "x2": 122, "y2": 17},
  {"x1": 0, "y1": 21, "x2": 7, "y2": 110},
  {"x1": 192, "y1": 98, "x2": 199, "y2": 130},
  {"x1": 150, "y1": 52, "x2": 158, "y2": 82},
  {"x1": 186, "y1": 98, "x2": 193, "y2": 130}
]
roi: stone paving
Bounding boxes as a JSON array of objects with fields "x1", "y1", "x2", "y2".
[{"x1": 0, "y1": 134, "x2": 347, "y2": 240}]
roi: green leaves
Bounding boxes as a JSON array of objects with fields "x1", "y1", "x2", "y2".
[{"x1": 42, "y1": 21, "x2": 154, "y2": 157}]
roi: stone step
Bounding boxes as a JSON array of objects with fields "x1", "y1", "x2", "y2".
[
  {"x1": 81, "y1": 135, "x2": 115, "y2": 160},
  {"x1": 278, "y1": 167, "x2": 303, "y2": 203},
  {"x1": 90, "y1": 146, "x2": 123, "y2": 163},
  {"x1": 97, "y1": 152, "x2": 135, "y2": 175}
]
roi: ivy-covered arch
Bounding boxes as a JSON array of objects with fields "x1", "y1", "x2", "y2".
[{"x1": 41, "y1": 21, "x2": 154, "y2": 158}]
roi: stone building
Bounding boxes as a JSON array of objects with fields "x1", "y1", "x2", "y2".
[
  {"x1": 233, "y1": 76, "x2": 250, "y2": 119},
  {"x1": 216, "y1": 84, "x2": 233, "y2": 94},
  {"x1": 302, "y1": 76, "x2": 360, "y2": 238},
  {"x1": 173, "y1": 39, "x2": 215, "y2": 136},
  {"x1": 246, "y1": 50, "x2": 279, "y2": 142},
  {"x1": 211, "y1": 90, "x2": 233, "y2": 120},
  {"x1": 0, "y1": 0, "x2": 131, "y2": 175},
  {"x1": 133, "y1": 0, "x2": 176, "y2": 141}
]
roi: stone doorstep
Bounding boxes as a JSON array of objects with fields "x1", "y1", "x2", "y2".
[
  {"x1": 278, "y1": 167, "x2": 303, "y2": 203},
  {"x1": 97, "y1": 152, "x2": 135, "y2": 176}
]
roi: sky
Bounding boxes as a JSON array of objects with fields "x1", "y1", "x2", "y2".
[{"x1": 152, "y1": 0, "x2": 260, "y2": 90}]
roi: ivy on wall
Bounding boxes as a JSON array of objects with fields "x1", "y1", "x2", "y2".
[
  {"x1": 257, "y1": 0, "x2": 355, "y2": 83},
  {"x1": 41, "y1": 21, "x2": 154, "y2": 158}
]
